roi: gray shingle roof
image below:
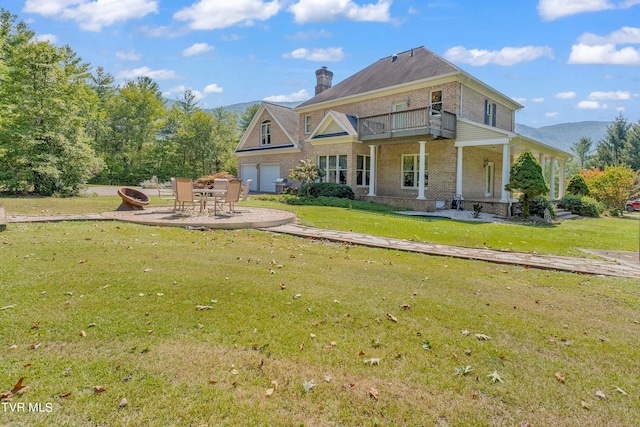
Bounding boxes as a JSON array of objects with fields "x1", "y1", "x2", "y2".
[
  {"x1": 263, "y1": 102, "x2": 299, "y2": 142},
  {"x1": 297, "y1": 46, "x2": 460, "y2": 108}
]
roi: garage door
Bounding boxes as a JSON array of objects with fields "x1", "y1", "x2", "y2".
[
  {"x1": 259, "y1": 164, "x2": 280, "y2": 193},
  {"x1": 240, "y1": 164, "x2": 258, "y2": 191}
]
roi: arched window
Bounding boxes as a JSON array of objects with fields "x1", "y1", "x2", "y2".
[{"x1": 261, "y1": 120, "x2": 271, "y2": 145}]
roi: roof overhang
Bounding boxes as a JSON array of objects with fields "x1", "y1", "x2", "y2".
[{"x1": 235, "y1": 144, "x2": 301, "y2": 157}]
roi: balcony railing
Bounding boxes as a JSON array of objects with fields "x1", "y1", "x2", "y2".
[{"x1": 358, "y1": 107, "x2": 456, "y2": 141}]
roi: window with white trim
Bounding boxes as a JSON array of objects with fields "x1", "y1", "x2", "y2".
[
  {"x1": 304, "y1": 115, "x2": 312, "y2": 134},
  {"x1": 318, "y1": 155, "x2": 347, "y2": 184},
  {"x1": 430, "y1": 90, "x2": 442, "y2": 115},
  {"x1": 401, "y1": 154, "x2": 428, "y2": 188},
  {"x1": 356, "y1": 155, "x2": 370, "y2": 186},
  {"x1": 484, "y1": 100, "x2": 496, "y2": 126},
  {"x1": 260, "y1": 120, "x2": 271, "y2": 145}
]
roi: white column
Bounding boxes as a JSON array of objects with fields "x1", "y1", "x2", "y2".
[
  {"x1": 417, "y1": 141, "x2": 426, "y2": 200},
  {"x1": 500, "y1": 144, "x2": 511, "y2": 203},
  {"x1": 367, "y1": 144, "x2": 376, "y2": 197},
  {"x1": 558, "y1": 160, "x2": 566, "y2": 199},
  {"x1": 549, "y1": 156, "x2": 556, "y2": 200},
  {"x1": 456, "y1": 146, "x2": 463, "y2": 198}
]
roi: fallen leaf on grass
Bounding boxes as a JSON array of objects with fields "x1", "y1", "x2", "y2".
[
  {"x1": 400, "y1": 304, "x2": 411, "y2": 310},
  {"x1": 615, "y1": 386, "x2": 628, "y2": 395},
  {"x1": 196, "y1": 305, "x2": 213, "y2": 310},
  {"x1": 0, "y1": 305, "x2": 16, "y2": 310},
  {"x1": 93, "y1": 385, "x2": 106, "y2": 394},
  {"x1": 368, "y1": 388, "x2": 379, "y2": 400},
  {"x1": 421, "y1": 340, "x2": 432, "y2": 351},
  {"x1": 78, "y1": 259, "x2": 87, "y2": 264},
  {"x1": 80, "y1": 330, "x2": 87, "y2": 337},
  {"x1": 271, "y1": 380, "x2": 278, "y2": 390},
  {"x1": 302, "y1": 380, "x2": 316, "y2": 393},
  {"x1": 475, "y1": 334, "x2": 491, "y2": 340},
  {"x1": 30, "y1": 342, "x2": 41, "y2": 350},
  {"x1": 487, "y1": 371, "x2": 504, "y2": 383},
  {"x1": 595, "y1": 390, "x2": 606, "y2": 400},
  {"x1": 385, "y1": 312, "x2": 398, "y2": 322},
  {"x1": 119, "y1": 398, "x2": 128, "y2": 407},
  {"x1": 59, "y1": 392, "x2": 71, "y2": 398},
  {"x1": 555, "y1": 372, "x2": 565, "y2": 383},
  {"x1": 364, "y1": 358, "x2": 381, "y2": 366},
  {"x1": 581, "y1": 400, "x2": 590, "y2": 409},
  {"x1": 299, "y1": 342, "x2": 305, "y2": 351},
  {"x1": 265, "y1": 388, "x2": 274, "y2": 396},
  {"x1": 454, "y1": 365, "x2": 473, "y2": 376}
]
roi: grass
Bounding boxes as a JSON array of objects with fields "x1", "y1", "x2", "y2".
[
  {"x1": 1, "y1": 194, "x2": 639, "y2": 425},
  {"x1": 3, "y1": 193, "x2": 639, "y2": 257}
]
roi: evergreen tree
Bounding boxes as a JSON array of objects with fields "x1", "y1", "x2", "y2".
[
  {"x1": 593, "y1": 114, "x2": 629, "y2": 168},
  {"x1": 505, "y1": 151, "x2": 549, "y2": 218},
  {"x1": 239, "y1": 104, "x2": 260, "y2": 133},
  {"x1": 621, "y1": 120, "x2": 640, "y2": 171},
  {"x1": 571, "y1": 137, "x2": 593, "y2": 170}
]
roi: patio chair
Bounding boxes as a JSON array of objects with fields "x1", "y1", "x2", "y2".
[
  {"x1": 174, "y1": 178, "x2": 199, "y2": 212},
  {"x1": 157, "y1": 177, "x2": 177, "y2": 209},
  {"x1": 213, "y1": 179, "x2": 242, "y2": 214},
  {"x1": 241, "y1": 179, "x2": 252, "y2": 201},
  {"x1": 213, "y1": 179, "x2": 229, "y2": 190}
]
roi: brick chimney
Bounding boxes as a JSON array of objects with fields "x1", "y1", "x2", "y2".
[{"x1": 315, "y1": 66, "x2": 333, "y2": 95}]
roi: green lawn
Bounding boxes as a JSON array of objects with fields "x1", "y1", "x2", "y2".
[{"x1": 1, "y1": 195, "x2": 639, "y2": 425}]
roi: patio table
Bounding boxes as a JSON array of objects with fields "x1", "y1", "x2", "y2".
[{"x1": 192, "y1": 188, "x2": 226, "y2": 214}]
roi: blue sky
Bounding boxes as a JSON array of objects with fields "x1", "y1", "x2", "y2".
[{"x1": 14, "y1": 0, "x2": 640, "y2": 127}]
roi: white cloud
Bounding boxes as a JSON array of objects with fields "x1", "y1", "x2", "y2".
[
  {"x1": 203, "y1": 83, "x2": 224, "y2": 93},
  {"x1": 588, "y1": 90, "x2": 633, "y2": 100},
  {"x1": 283, "y1": 47, "x2": 345, "y2": 61},
  {"x1": 545, "y1": 112, "x2": 560, "y2": 117},
  {"x1": 443, "y1": 45, "x2": 553, "y2": 66},
  {"x1": 568, "y1": 43, "x2": 640, "y2": 65},
  {"x1": 263, "y1": 89, "x2": 310, "y2": 102},
  {"x1": 555, "y1": 91, "x2": 577, "y2": 99},
  {"x1": 532, "y1": 98, "x2": 545, "y2": 103},
  {"x1": 537, "y1": 0, "x2": 615, "y2": 21},
  {"x1": 117, "y1": 66, "x2": 179, "y2": 80},
  {"x1": 577, "y1": 100, "x2": 607, "y2": 109},
  {"x1": 173, "y1": 0, "x2": 281, "y2": 30},
  {"x1": 25, "y1": 0, "x2": 159, "y2": 32},
  {"x1": 512, "y1": 97, "x2": 527, "y2": 103},
  {"x1": 578, "y1": 26, "x2": 640, "y2": 45},
  {"x1": 182, "y1": 43, "x2": 214, "y2": 57},
  {"x1": 286, "y1": 30, "x2": 332, "y2": 41},
  {"x1": 621, "y1": 0, "x2": 640, "y2": 6},
  {"x1": 289, "y1": 0, "x2": 391, "y2": 23},
  {"x1": 166, "y1": 86, "x2": 205, "y2": 100},
  {"x1": 33, "y1": 33, "x2": 58, "y2": 43},
  {"x1": 116, "y1": 50, "x2": 141, "y2": 61}
]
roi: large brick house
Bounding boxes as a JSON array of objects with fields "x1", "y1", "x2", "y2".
[{"x1": 234, "y1": 46, "x2": 571, "y2": 215}]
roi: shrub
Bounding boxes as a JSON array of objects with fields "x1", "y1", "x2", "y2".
[
  {"x1": 557, "y1": 195, "x2": 603, "y2": 218},
  {"x1": 566, "y1": 175, "x2": 589, "y2": 196},
  {"x1": 298, "y1": 182, "x2": 355, "y2": 199},
  {"x1": 194, "y1": 172, "x2": 235, "y2": 189},
  {"x1": 289, "y1": 159, "x2": 322, "y2": 185},
  {"x1": 526, "y1": 195, "x2": 557, "y2": 219}
]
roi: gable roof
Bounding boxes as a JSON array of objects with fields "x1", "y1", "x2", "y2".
[
  {"x1": 307, "y1": 111, "x2": 358, "y2": 144},
  {"x1": 234, "y1": 102, "x2": 299, "y2": 153},
  {"x1": 298, "y1": 47, "x2": 460, "y2": 109},
  {"x1": 296, "y1": 46, "x2": 524, "y2": 112}
]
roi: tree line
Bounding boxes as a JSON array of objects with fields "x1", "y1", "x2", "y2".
[{"x1": 0, "y1": 9, "x2": 253, "y2": 196}]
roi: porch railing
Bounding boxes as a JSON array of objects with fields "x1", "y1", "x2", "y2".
[{"x1": 358, "y1": 107, "x2": 456, "y2": 140}]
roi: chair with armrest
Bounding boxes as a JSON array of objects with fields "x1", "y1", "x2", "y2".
[
  {"x1": 212, "y1": 179, "x2": 242, "y2": 214},
  {"x1": 241, "y1": 179, "x2": 252, "y2": 201},
  {"x1": 174, "y1": 178, "x2": 198, "y2": 212},
  {"x1": 157, "y1": 177, "x2": 177, "y2": 209}
]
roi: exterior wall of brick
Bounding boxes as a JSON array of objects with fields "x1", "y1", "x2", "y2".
[
  {"x1": 461, "y1": 146, "x2": 504, "y2": 198},
  {"x1": 242, "y1": 110, "x2": 294, "y2": 151},
  {"x1": 460, "y1": 86, "x2": 514, "y2": 132}
]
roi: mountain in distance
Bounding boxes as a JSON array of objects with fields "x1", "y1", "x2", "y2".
[{"x1": 515, "y1": 121, "x2": 609, "y2": 153}]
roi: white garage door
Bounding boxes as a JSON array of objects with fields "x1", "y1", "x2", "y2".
[
  {"x1": 259, "y1": 164, "x2": 280, "y2": 193},
  {"x1": 240, "y1": 164, "x2": 258, "y2": 191}
]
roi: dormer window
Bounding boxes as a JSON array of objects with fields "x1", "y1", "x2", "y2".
[
  {"x1": 261, "y1": 120, "x2": 271, "y2": 145},
  {"x1": 430, "y1": 90, "x2": 442, "y2": 115}
]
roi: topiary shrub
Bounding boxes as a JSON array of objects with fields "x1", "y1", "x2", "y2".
[
  {"x1": 527, "y1": 195, "x2": 557, "y2": 219},
  {"x1": 298, "y1": 182, "x2": 355, "y2": 199},
  {"x1": 566, "y1": 175, "x2": 589, "y2": 196}
]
